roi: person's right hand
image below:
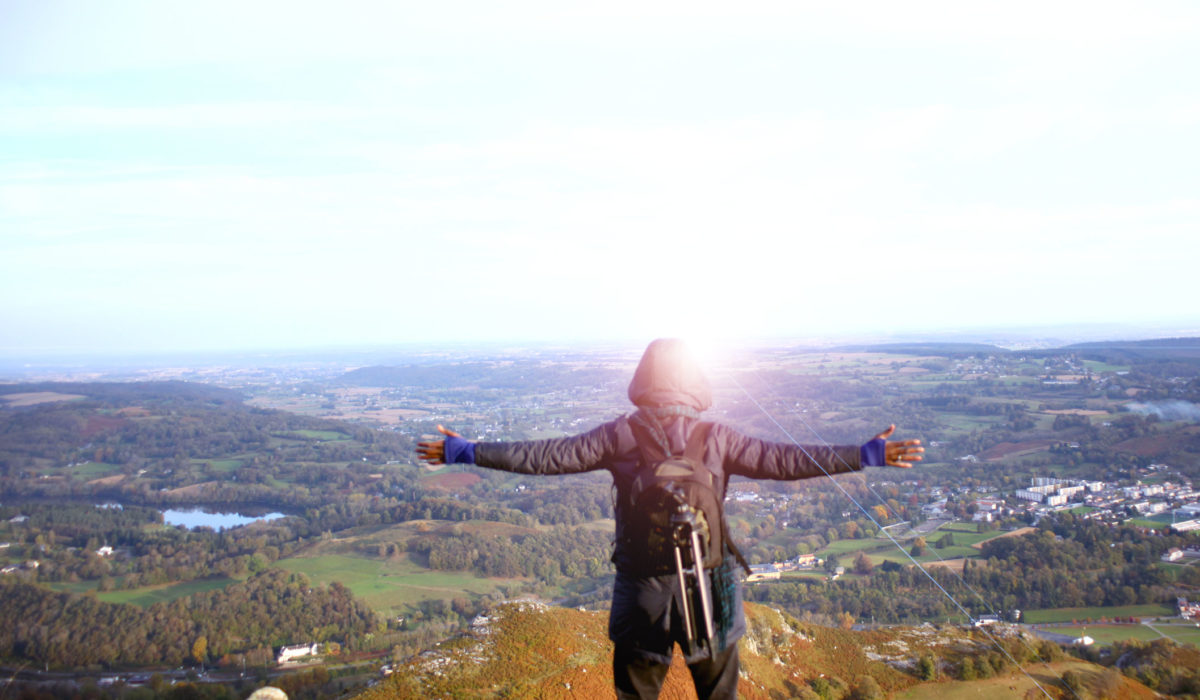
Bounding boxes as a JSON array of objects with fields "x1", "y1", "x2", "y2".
[{"x1": 416, "y1": 425, "x2": 461, "y2": 465}]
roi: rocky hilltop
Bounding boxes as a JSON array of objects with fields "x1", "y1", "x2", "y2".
[{"x1": 354, "y1": 601, "x2": 1154, "y2": 699}]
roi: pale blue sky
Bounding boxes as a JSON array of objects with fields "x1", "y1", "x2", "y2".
[{"x1": 3, "y1": 1, "x2": 1199, "y2": 355}]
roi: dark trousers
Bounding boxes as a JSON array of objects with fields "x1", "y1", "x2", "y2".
[{"x1": 613, "y1": 643, "x2": 739, "y2": 700}]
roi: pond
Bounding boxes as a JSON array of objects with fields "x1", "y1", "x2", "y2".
[{"x1": 161, "y1": 508, "x2": 285, "y2": 530}]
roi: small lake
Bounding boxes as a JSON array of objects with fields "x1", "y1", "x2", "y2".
[{"x1": 161, "y1": 508, "x2": 285, "y2": 530}]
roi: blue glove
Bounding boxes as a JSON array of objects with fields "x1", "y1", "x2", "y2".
[
  {"x1": 860, "y1": 437, "x2": 886, "y2": 467},
  {"x1": 443, "y1": 434, "x2": 476, "y2": 464}
]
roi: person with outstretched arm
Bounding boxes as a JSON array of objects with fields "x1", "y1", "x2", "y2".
[{"x1": 417, "y1": 338, "x2": 922, "y2": 700}]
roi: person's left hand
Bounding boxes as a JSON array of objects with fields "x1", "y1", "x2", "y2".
[
  {"x1": 416, "y1": 425, "x2": 461, "y2": 465},
  {"x1": 874, "y1": 424, "x2": 923, "y2": 468}
]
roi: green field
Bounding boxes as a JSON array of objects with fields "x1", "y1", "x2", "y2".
[
  {"x1": 1146, "y1": 621, "x2": 1200, "y2": 646},
  {"x1": 1037, "y1": 620, "x2": 1200, "y2": 647},
  {"x1": 861, "y1": 549, "x2": 967, "y2": 570},
  {"x1": 72, "y1": 462, "x2": 123, "y2": 479},
  {"x1": 47, "y1": 581, "x2": 99, "y2": 595},
  {"x1": 1126, "y1": 516, "x2": 1173, "y2": 529},
  {"x1": 1023, "y1": 603, "x2": 1176, "y2": 624},
  {"x1": 779, "y1": 570, "x2": 827, "y2": 581},
  {"x1": 895, "y1": 661, "x2": 1116, "y2": 700},
  {"x1": 818, "y1": 538, "x2": 890, "y2": 558},
  {"x1": 930, "y1": 528, "x2": 999, "y2": 548},
  {"x1": 937, "y1": 414, "x2": 1001, "y2": 433},
  {"x1": 281, "y1": 429, "x2": 351, "y2": 441},
  {"x1": 825, "y1": 524, "x2": 1032, "y2": 569},
  {"x1": 817, "y1": 522, "x2": 1004, "y2": 564},
  {"x1": 49, "y1": 577, "x2": 239, "y2": 606},
  {"x1": 1143, "y1": 512, "x2": 1176, "y2": 525},
  {"x1": 192, "y1": 458, "x2": 243, "y2": 473},
  {"x1": 952, "y1": 532, "x2": 999, "y2": 548},
  {"x1": 912, "y1": 545, "x2": 982, "y2": 562},
  {"x1": 275, "y1": 553, "x2": 522, "y2": 617},
  {"x1": 816, "y1": 530, "x2": 1003, "y2": 569},
  {"x1": 938, "y1": 522, "x2": 982, "y2": 533},
  {"x1": 98, "y1": 576, "x2": 237, "y2": 607},
  {"x1": 1040, "y1": 623, "x2": 1165, "y2": 645}
]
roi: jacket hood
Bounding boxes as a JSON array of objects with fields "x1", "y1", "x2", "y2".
[{"x1": 627, "y1": 338, "x2": 712, "y2": 411}]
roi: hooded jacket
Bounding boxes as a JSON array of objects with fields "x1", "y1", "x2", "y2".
[{"x1": 473, "y1": 339, "x2": 864, "y2": 663}]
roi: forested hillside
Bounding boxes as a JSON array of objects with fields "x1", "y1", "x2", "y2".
[
  {"x1": 0, "y1": 381, "x2": 413, "y2": 510},
  {"x1": 0, "y1": 570, "x2": 375, "y2": 667}
]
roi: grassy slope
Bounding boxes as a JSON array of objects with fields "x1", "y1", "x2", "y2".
[
  {"x1": 274, "y1": 521, "x2": 537, "y2": 616},
  {"x1": 47, "y1": 576, "x2": 239, "y2": 606},
  {"x1": 276, "y1": 553, "x2": 514, "y2": 615},
  {"x1": 98, "y1": 575, "x2": 237, "y2": 606}
]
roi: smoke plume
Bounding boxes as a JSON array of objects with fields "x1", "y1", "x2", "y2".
[{"x1": 1125, "y1": 400, "x2": 1200, "y2": 422}]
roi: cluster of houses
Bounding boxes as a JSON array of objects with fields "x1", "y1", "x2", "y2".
[
  {"x1": 1177, "y1": 597, "x2": 1200, "y2": 620},
  {"x1": 1, "y1": 513, "x2": 122, "y2": 577},
  {"x1": 747, "y1": 553, "x2": 821, "y2": 582},
  {"x1": 1, "y1": 536, "x2": 36, "y2": 576},
  {"x1": 920, "y1": 492, "x2": 1006, "y2": 522},
  {"x1": 742, "y1": 463, "x2": 1200, "y2": 586},
  {"x1": 0, "y1": 559, "x2": 37, "y2": 576},
  {"x1": 2, "y1": 546, "x2": 116, "y2": 576},
  {"x1": 971, "y1": 470, "x2": 1200, "y2": 532}
]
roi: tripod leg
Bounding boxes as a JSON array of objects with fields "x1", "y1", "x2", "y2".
[
  {"x1": 674, "y1": 544, "x2": 694, "y2": 644},
  {"x1": 690, "y1": 529, "x2": 715, "y2": 647}
]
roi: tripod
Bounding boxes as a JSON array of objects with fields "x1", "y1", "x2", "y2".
[{"x1": 669, "y1": 494, "x2": 716, "y2": 656}]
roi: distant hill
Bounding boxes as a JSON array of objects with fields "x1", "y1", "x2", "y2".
[
  {"x1": 339, "y1": 362, "x2": 625, "y2": 391},
  {"x1": 0, "y1": 380, "x2": 242, "y2": 404},
  {"x1": 1063, "y1": 337, "x2": 1200, "y2": 363},
  {"x1": 829, "y1": 342, "x2": 1011, "y2": 356},
  {"x1": 354, "y1": 601, "x2": 1151, "y2": 700},
  {"x1": 828, "y1": 337, "x2": 1200, "y2": 364}
]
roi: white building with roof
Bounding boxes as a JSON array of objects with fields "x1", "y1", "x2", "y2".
[{"x1": 276, "y1": 643, "x2": 319, "y2": 665}]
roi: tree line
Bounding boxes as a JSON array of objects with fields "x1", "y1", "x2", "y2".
[
  {"x1": 408, "y1": 526, "x2": 614, "y2": 582},
  {"x1": 0, "y1": 569, "x2": 377, "y2": 669}
]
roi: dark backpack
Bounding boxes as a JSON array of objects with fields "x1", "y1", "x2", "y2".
[{"x1": 622, "y1": 417, "x2": 750, "y2": 577}]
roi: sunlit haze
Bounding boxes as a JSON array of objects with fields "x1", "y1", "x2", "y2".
[{"x1": 3, "y1": 1, "x2": 1200, "y2": 357}]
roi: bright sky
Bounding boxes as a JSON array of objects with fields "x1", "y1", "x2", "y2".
[{"x1": 3, "y1": 1, "x2": 1199, "y2": 355}]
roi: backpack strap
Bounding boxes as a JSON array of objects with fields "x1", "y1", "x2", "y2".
[
  {"x1": 629, "y1": 409, "x2": 672, "y2": 462},
  {"x1": 683, "y1": 421, "x2": 712, "y2": 462}
]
